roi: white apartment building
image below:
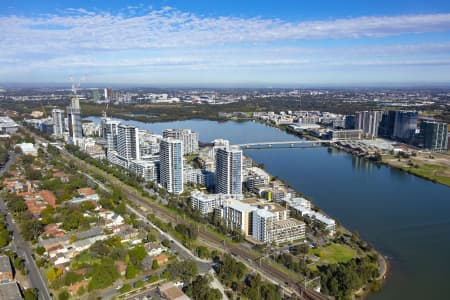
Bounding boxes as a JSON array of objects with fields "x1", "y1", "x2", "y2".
[
  {"x1": 51, "y1": 109, "x2": 65, "y2": 137},
  {"x1": 101, "y1": 117, "x2": 120, "y2": 151},
  {"x1": 163, "y1": 129, "x2": 199, "y2": 154},
  {"x1": 129, "y1": 159, "x2": 159, "y2": 181},
  {"x1": 190, "y1": 191, "x2": 243, "y2": 216},
  {"x1": 245, "y1": 167, "x2": 270, "y2": 192},
  {"x1": 117, "y1": 124, "x2": 140, "y2": 163},
  {"x1": 215, "y1": 145, "x2": 242, "y2": 194},
  {"x1": 222, "y1": 198, "x2": 254, "y2": 236},
  {"x1": 160, "y1": 138, "x2": 184, "y2": 194}
]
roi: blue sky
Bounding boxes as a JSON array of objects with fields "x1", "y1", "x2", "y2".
[{"x1": 1, "y1": 0, "x2": 450, "y2": 86}]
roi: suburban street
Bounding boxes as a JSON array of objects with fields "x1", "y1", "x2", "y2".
[
  {"x1": 78, "y1": 166, "x2": 213, "y2": 274},
  {"x1": 0, "y1": 152, "x2": 52, "y2": 300},
  {"x1": 29, "y1": 132, "x2": 327, "y2": 300}
]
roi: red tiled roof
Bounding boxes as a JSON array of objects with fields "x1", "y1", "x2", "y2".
[
  {"x1": 39, "y1": 190, "x2": 56, "y2": 207},
  {"x1": 77, "y1": 187, "x2": 96, "y2": 197}
]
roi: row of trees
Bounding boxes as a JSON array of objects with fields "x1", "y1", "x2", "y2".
[
  {"x1": 0, "y1": 214, "x2": 11, "y2": 247},
  {"x1": 65, "y1": 144, "x2": 143, "y2": 190},
  {"x1": 215, "y1": 254, "x2": 282, "y2": 300}
]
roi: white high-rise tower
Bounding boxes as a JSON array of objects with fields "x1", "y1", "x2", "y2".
[
  {"x1": 52, "y1": 109, "x2": 65, "y2": 138},
  {"x1": 117, "y1": 124, "x2": 140, "y2": 161},
  {"x1": 215, "y1": 144, "x2": 242, "y2": 194},
  {"x1": 160, "y1": 138, "x2": 184, "y2": 194}
]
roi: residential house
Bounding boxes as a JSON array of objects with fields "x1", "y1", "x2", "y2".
[
  {"x1": 144, "y1": 242, "x2": 165, "y2": 257},
  {"x1": 69, "y1": 187, "x2": 99, "y2": 204},
  {"x1": 159, "y1": 282, "x2": 191, "y2": 300},
  {"x1": 154, "y1": 253, "x2": 168, "y2": 266}
]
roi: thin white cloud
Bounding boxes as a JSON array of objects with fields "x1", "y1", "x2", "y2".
[
  {"x1": 1, "y1": 8, "x2": 450, "y2": 83},
  {"x1": 1, "y1": 9, "x2": 450, "y2": 55}
]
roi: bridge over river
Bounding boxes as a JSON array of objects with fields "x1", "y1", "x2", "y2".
[{"x1": 234, "y1": 140, "x2": 335, "y2": 149}]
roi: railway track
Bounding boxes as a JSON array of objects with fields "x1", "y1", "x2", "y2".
[
  {"x1": 31, "y1": 132, "x2": 329, "y2": 300},
  {"x1": 123, "y1": 189, "x2": 329, "y2": 300}
]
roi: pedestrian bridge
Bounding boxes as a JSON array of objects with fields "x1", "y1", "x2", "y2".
[{"x1": 234, "y1": 140, "x2": 335, "y2": 149}]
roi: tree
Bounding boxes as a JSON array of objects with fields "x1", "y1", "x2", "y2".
[
  {"x1": 63, "y1": 271, "x2": 82, "y2": 286},
  {"x1": 40, "y1": 206, "x2": 56, "y2": 225},
  {"x1": 128, "y1": 245, "x2": 147, "y2": 266},
  {"x1": 196, "y1": 246, "x2": 210, "y2": 259},
  {"x1": 184, "y1": 275, "x2": 222, "y2": 300},
  {"x1": 23, "y1": 288, "x2": 38, "y2": 300},
  {"x1": 0, "y1": 229, "x2": 11, "y2": 247},
  {"x1": 47, "y1": 268, "x2": 58, "y2": 282},
  {"x1": 88, "y1": 258, "x2": 120, "y2": 291},
  {"x1": 126, "y1": 264, "x2": 138, "y2": 279},
  {"x1": 152, "y1": 259, "x2": 159, "y2": 270},
  {"x1": 20, "y1": 219, "x2": 44, "y2": 241},
  {"x1": 58, "y1": 290, "x2": 70, "y2": 300},
  {"x1": 36, "y1": 246, "x2": 45, "y2": 255},
  {"x1": 146, "y1": 231, "x2": 157, "y2": 242},
  {"x1": 216, "y1": 254, "x2": 247, "y2": 286},
  {"x1": 167, "y1": 259, "x2": 198, "y2": 283},
  {"x1": 290, "y1": 243, "x2": 309, "y2": 255},
  {"x1": 47, "y1": 268, "x2": 63, "y2": 282},
  {"x1": 161, "y1": 239, "x2": 170, "y2": 247}
]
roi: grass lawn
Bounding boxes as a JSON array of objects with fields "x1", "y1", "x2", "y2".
[
  {"x1": 310, "y1": 243, "x2": 356, "y2": 265},
  {"x1": 406, "y1": 163, "x2": 450, "y2": 186},
  {"x1": 71, "y1": 251, "x2": 100, "y2": 268}
]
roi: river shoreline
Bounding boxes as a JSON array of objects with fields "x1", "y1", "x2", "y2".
[
  {"x1": 246, "y1": 120, "x2": 391, "y2": 299},
  {"x1": 87, "y1": 115, "x2": 390, "y2": 298}
]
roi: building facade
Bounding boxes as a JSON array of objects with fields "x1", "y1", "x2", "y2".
[
  {"x1": 393, "y1": 111, "x2": 418, "y2": 142},
  {"x1": 117, "y1": 124, "x2": 140, "y2": 163},
  {"x1": 129, "y1": 159, "x2": 160, "y2": 181},
  {"x1": 52, "y1": 109, "x2": 65, "y2": 137},
  {"x1": 160, "y1": 138, "x2": 184, "y2": 194},
  {"x1": 420, "y1": 121, "x2": 448, "y2": 151},
  {"x1": 222, "y1": 198, "x2": 254, "y2": 236},
  {"x1": 215, "y1": 146, "x2": 242, "y2": 194},
  {"x1": 163, "y1": 129, "x2": 199, "y2": 154},
  {"x1": 101, "y1": 117, "x2": 121, "y2": 152},
  {"x1": 378, "y1": 110, "x2": 396, "y2": 138},
  {"x1": 355, "y1": 111, "x2": 383, "y2": 138},
  {"x1": 66, "y1": 97, "x2": 83, "y2": 144}
]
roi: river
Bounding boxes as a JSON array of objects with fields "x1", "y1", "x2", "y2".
[{"x1": 87, "y1": 117, "x2": 450, "y2": 300}]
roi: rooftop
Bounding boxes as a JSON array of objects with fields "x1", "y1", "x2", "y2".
[
  {"x1": 226, "y1": 199, "x2": 255, "y2": 213},
  {"x1": 0, "y1": 255, "x2": 12, "y2": 273},
  {"x1": 274, "y1": 218, "x2": 305, "y2": 229},
  {"x1": 159, "y1": 282, "x2": 190, "y2": 300},
  {"x1": 0, "y1": 282, "x2": 22, "y2": 300}
]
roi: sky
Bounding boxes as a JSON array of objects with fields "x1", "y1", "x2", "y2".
[{"x1": 1, "y1": 0, "x2": 450, "y2": 87}]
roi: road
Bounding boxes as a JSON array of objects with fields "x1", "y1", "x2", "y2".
[
  {"x1": 0, "y1": 152, "x2": 52, "y2": 300},
  {"x1": 126, "y1": 204, "x2": 212, "y2": 274},
  {"x1": 76, "y1": 166, "x2": 212, "y2": 299},
  {"x1": 77, "y1": 167, "x2": 212, "y2": 274},
  {"x1": 30, "y1": 131, "x2": 328, "y2": 300},
  {"x1": 101, "y1": 272, "x2": 163, "y2": 299},
  {"x1": 0, "y1": 151, "x2": 15, "y2": 177}
]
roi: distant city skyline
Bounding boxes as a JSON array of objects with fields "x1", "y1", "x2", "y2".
[{"x1": 1, "y1": 0, "x2": 450, "y2": 86}]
